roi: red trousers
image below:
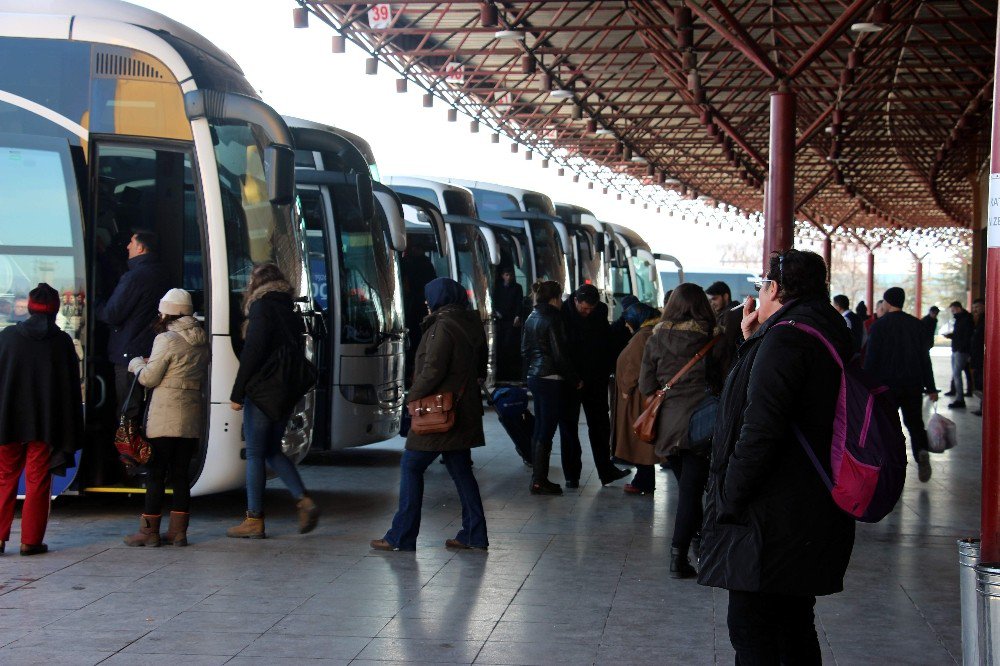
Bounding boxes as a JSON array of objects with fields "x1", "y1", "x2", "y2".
[{"x1": 0, "y1": 442, "x2": 52, "y2": 546}]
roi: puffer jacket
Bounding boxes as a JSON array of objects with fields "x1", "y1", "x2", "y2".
[
  {"x1": 697, "y1": 298, "x2": 856, "y2": 597},
  {"x1": 520, "y1": 303, "x2": 576, "y2": 382},
  {"x1": 406, "y1": 305, "x2": 488, "y2": 452},
  {"x1": 129, "y1": 316, "x2": 210, "y2": 439}
]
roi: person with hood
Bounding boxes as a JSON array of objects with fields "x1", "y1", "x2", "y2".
[
  {"x1": 521, "y1": 280, "x2": 576, "y2": 495},
  {"x1": 123, "y1": 289, "x2": 210, "y2": 547},
  {"x1": 609, "y1": 294, "x2": 640, "y2": 362},
  {"x1": 612, "y1": 302, "x2": 661, "y2": 495},
  {"x1": 698, "y1": 250, "x2": 856, "y2": 664},
  {"x1": 0, "y1": 283, "x2": 83, "y2": 555},
  {"x1": 228, "y1": 263, "x2": 319, "y2": 539},
  {"x1": 371, "y1": 277, "x2": 489, "y2": 551},
  {"x1": 639, "y1": 284, "x2": 722, "y2": 578}
]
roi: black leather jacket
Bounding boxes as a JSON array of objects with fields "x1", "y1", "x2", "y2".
[{"x1": 520, "y1": 303, "x2": 576, "y2": 382}]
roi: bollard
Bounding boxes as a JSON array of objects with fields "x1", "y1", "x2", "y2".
[
  {"x1": 959, "y1": 538, "x2": 980, "y2": 665},
  {"x1": 976, "y1": 562, "x2": 1000, "y2": 664}
]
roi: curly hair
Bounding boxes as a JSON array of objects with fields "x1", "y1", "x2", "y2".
[{"x1": 766, "y1": 249, "x2": 829, "y2": 303}]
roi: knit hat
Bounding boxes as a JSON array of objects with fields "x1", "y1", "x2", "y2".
[
  {"x1": 883, "y1": 287, "x2": 905, "y2": 309},
  {"x1": 27, "y1": 283, "x2": 59, "y2": 315},
  {"x1": 159, "y1": 288, "x2": 194, "y2": 316}
]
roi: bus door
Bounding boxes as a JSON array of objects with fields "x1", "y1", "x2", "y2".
[{"x1": 608, "y1": 235, "x2": 633, "y2": 319}]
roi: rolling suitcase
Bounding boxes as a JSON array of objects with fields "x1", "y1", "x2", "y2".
[{"x1": 490, "y1": 386, "x2": 534, "y2": 465}]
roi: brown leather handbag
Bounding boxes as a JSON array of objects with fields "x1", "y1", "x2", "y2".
[
  {"x1": 632, "y1": 335, "x2": 721, "y2": 443},
  {"x1": 407, "y1": 388, "x2": 465, "y2": 435}
]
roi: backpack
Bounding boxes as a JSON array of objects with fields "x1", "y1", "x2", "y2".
[{"x1": 775, "y1": 320, "x2": 907, "y2": 523}]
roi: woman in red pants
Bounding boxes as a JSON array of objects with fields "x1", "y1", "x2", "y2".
[{"x1": 0, "y1": 283, "x2": 83, "y2": 555}]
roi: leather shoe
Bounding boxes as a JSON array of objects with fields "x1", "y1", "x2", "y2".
[
  {"x1": 370, "y1": 538, "x2": 412, "y2": 552},
  {"x1": 601, "y1": 467, "x2": 630, "y2": 486},
  {"x1": 530, "y1": 480, "x2": 562, "y2": 495},
  {"x1": 565, "y1": 480, "x2": 579, "y2": 489},
  {"x1": 944, "y1": 390, "x2": 957, "y2": 397},
  {"x1": 949, "y1": 400, "x2": 967, "y2": 409},
  {"x1": 445, "y1": 538, "x2": 486, "y2": 550},
  {"x1": 20, "y1": 543, "x2": 48, "y2": 556}
]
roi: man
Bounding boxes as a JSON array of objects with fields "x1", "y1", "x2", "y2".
[
  {"x1": 96, "y1": 230, "x2": 171, "y2": 418},
  {"x1": 970, "y1": 299, "x2": 985, "y2": 416},
  {"x1": 943, "y1": 300, "x2": 973, "y2": 408},
  {"x1": 833, "y1": 294, "x2": 864, "y2": 352},
  {"x1": 491, "y1": 267, "x2": 524, "y2": 382},
  {"x1": 864, "y1": 287, "x2": 938, "y2": 482},
  {"x1": 558, "y1": 284, "x2": 628, "y2": 487},
  {"x1": 920, "y1": 306, "x2": 940, "y2": 351},
  {"x1": 704, "y1": 281, "x2": 745, "y2": 376}
]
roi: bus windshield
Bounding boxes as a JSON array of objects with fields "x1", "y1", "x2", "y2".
[
  {"x1": 451, "y1": 224, "x2": 491, "y2": 319},
  {"x1": 530, "y1": 220, "x2": 566, "y2": 286},
  {"x1": 631, "y1": 252, "x2": 662, "y2": 307},
  {"x1": 575, "y1": 231, "x2": 603, "y2": 292}
]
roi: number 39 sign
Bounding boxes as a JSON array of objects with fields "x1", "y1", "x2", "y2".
[{"x1": 368, "y1": 4, "x2": 393, "y2": 29}]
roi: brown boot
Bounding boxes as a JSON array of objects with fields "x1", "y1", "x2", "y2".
[
  {"x1": 296, "y1": 496, "x2": 320, "y2": 534},
  {"x1": 124, "y1": 515, "x2": 161, "y2": 547},
  {"x1": 161, "y1": 512, "x2": 190, "y2": 547},
  {"x1": 226, "y1": 512, "x2": 265, "y2": 539}
]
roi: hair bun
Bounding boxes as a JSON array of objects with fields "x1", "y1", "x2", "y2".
[{"x1": 530, "y1": 280, "x2": 544, "y2": 295}]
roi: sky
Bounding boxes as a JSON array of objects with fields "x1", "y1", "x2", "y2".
[{"x1": 131, "y1": 0, "x2": 926, "y2": 276}]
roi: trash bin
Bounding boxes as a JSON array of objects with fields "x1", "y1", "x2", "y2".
[
  {"x1": 975, "y1": 561, "x2": 1000, "y2": 665},
  {"x1": 958, "y1": 538, "x2": 980, "y2": 665}
]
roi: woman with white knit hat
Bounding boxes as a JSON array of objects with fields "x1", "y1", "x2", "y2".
[{"x1": 123, "y1": 288, "x2": 209, "y2": 547}]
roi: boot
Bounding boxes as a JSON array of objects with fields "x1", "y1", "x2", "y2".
[
  {"x1": 670, "y1": 546, "x2": 697, "y2": 579},
  {"x1": 124, "y1": 515, "x2": 161, "y2": 547},
  {"x1": 530, "y1": 439, "x2": 562, "y2": 495},
  {"x1": 161, "y1": 512, "x2": 189, "y2": 547},
  {"x1": 226, "y1": 512, "x2": 265, "y2": 539},
  {"x1": 296, "y1": 496, "x2": 320, "y2": 534}
]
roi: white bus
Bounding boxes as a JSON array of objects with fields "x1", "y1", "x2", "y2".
[
  {"x1": 554, "y1": 203, "x2": 613, "y2": 316},
  {"x1": 0, "y1": 0, "x2": 314, "y2": 495},
  {"x1": 286, "y1": 118, "x2": 406, "y2": 449},
  {"x1": 607, "y1": 223, "x2": 665, "y2": 311}
]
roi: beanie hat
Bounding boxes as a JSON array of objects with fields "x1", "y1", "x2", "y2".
[
  {"x1": 883, "y1": 287, "x2": 905, "y2": 309},
  {"x1": 27, "y1": 283, "x2": 60, "y2": 315},
  {"x1": 159, "y1": 288, "x2": 194, "y2": 316}
]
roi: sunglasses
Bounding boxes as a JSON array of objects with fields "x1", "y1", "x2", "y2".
[{"x1": 752, "y1": 278, "x2": 774, "y2": 292}]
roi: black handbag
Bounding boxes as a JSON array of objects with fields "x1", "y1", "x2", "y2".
[{"x1": 245, "y1": 322, "x2": 318, "y2": 421}]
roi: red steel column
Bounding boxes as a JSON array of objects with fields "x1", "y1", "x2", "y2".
[
  {"x1": 764, "y1": 89, "x2": 795, "y2": 269},
  {"x1": 823, "y1": 236, "x2": 833, "y2": 278},
  {"x1": 981, "y1": 14, "x2": 1000, "y2": 562},
  {"x1": 915, "y1": 258, "x2": 923, "y2": 318},
  {"x1": 866, "y1": 250, "x2": 875, "y2": 315}
]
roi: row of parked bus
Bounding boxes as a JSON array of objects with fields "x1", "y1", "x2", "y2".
[{"x1": 0, "y1": 0, "x2": 681, "y2": 497}]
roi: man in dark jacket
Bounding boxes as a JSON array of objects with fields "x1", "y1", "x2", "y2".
[
  {"x1": 705, "y1": 281, "x2": 746, "y2": 375},
  {"x1": 832, "y1": 294, "x2": 864, "y2": 352},
  {"x1": 96, "y1": 230, "x2": 171, "y2": 418},
  {"x1": 492, "y1": 267, "x2": 524, "y2": 382},
  {"x1": 944, "y1": 300, "x2": 974, "y2": 408},
  {"x1": 699, "y1": 250, "x2": 856, "y2": 664},
  {"x1": 863, "y1": 287, "x2": 938, "y2": 482},
  {"x1": 557, "y1": 285, "x2": 628, "y2": 487},
  {"x1": 970, "y1": 299, "x2": 985, "y2": 416},
  {"x1": 920, "y1": 306, "x2": 940, "y2": 351},
  {"x1": 0, "y1": 284, "x2": 83, "y2": 554}
]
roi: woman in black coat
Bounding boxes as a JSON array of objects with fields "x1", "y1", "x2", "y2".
[{"x1": 698, "y1": 250, "x2": 856, "y2": 664}]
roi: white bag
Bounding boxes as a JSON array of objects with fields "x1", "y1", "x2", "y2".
[{"x1": 927, "y1": 412, "x2": 957, "y2": 453}]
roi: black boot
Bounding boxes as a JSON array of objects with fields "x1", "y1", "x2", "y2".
[
  {"x1": 530, "y1": 440, "x2": 561, "y2": 495},
  {"x1": 670, "y1": 546, "x2": 697, "y2": 579}
]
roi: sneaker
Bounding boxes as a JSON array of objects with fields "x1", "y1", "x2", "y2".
[
  {"x1": 948, "y1": 400, "x2": 967, "y2": 409},
  {"x1": 530, "y1": 480, "x2": 563, "y2": 495},
  {"x1": 918, "y1": 451, "x2": 932, "y2": 483}
]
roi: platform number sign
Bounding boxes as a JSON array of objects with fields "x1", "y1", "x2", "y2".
[
  {"x1": 990, "y1": 173, "x2": 1000, "y2": 248},
  {"x1": 445, "y1": 61, "x2": 465, "y2": 84},
  {"x1": 368, "y1": 4, "x2": 392, "y2": 29}
]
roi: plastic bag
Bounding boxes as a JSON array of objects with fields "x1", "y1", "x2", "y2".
[{"x1": 927, "y1": 412, "x2": 957, "y2": 453}]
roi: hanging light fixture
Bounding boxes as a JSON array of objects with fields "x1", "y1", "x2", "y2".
[
  {"x1": 292, "y1": 7, "x2": 309, "y2": 28},
  {"x1": 494, "y1": 29, "x2": 525, "y2": 40},
  {"x1": 481, "y1": 3, "x2": 498, "y2": 27},
  {"x1": 851, "y1": 1, "x2": 890, "y2": 33}
]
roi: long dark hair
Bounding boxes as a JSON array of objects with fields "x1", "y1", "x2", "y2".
[
  {"x1": 531, "y1": 280, "x2": 562, "y2": 305},
  {"x1": 661, "y1": 283, "x2": 715, "y2": 330},
  {"x1": 152, "y1": 313, "x2": 184, "y2": 334},
  {"x1": 244, "y1": 263, "x2": 289, "y2": 312}
]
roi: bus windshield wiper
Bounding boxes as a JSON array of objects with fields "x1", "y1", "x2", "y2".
[{"x1": 365, "y1": 329, "x2": 402, "y2": 355}]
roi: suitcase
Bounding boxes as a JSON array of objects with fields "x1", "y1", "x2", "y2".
[{"x1": 490, "y1": 386, "x2": 534, "y2": 465}]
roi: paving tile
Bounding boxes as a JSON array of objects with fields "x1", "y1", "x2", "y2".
[
  {"x1": 357, "y1": 637, "x2": 486, "y2": 663},
  {"x1": 123, "y1": 630, "x2": 259, "y2": 656},
  {"x1": 475, "y1": 639, "x2": 599, "y2": 665},
  {"x1": 157, "y1": 609, "x2": 285, "y2": 634},
  {"x1": 101, "y1": 653, "x2": 229, "y2": 665},
  {"x1": 238, "y1": 631, "x2": 370, "y2": 659},
  {"x1": 7, "y1": 627, "x2": 145, "y2": 652},
  {"x1": 270, "y1": 613, "x2": 391, "y2": 637},
  {"x1": 378, "y1": 617, "x2": 498, "y2": 641},
  {"x1": 0, "y1": 647, "x2": 113, "y2": 665},
  {"x1": 191, "y1": 593, "x2": 308, "y2": 614}
]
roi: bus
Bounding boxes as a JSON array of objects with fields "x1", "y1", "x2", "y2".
[
  {"x1": 286, "y1": 117, "x2": 406, "y2": 449},
  {"x1": 554, "y1": 203, "x2": 612, "y2": 315},
  {"x1": 607, "y1": 223, "x2": 665, "y2": 310},
  {"x1": 0, "y1": 0, "x2": 314, "y2": 495}
]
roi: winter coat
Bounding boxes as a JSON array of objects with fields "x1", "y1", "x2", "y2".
[
  {"x1": 716, "y1": 304, "x2": 745, "y2": 378},
  {"x1": 638, "y1": 319, "x2": 720, "y2": 459},
  {"x1": 950, "y1": 309, "x2": 974, "y2": 353},
  {"x1": 863, "y1": 310, "x2": 937, "y2": 393},
  {"x1": 230, "y1": 288, "x2": 305, "y2": 407},
  {"x1": 0, "y1": 314, "x2": 83, "y2": 473},
  {"x1": 405, "y1": 305, "x2": 488, "y2": 452},
  {"x1": 129, "y1": 317, "x2": 210, "y2": 439},
  {"x1": 561, "y1": 298, "x2": 614, "y2": 382},
  {"x1": 920, "y1": 315, "x2": 938, "y2": 351},
  {"x1": 697, "y1": 298, "x2": 856, "y2": 597},
  {"x1": 971, "y1": 314, "x2": 985, "y2": 373},
  {"x1": 521, "y1": 303, "x2": 576, "y2": 382},
  {"x1": 613, "y1": 322, "x2": 659, "y2": 466},
  {"x1": 96, "y1": 254, "x2": 172, "y2": 366}
]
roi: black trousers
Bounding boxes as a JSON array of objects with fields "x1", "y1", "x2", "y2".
[
  {"x1": 669, "y1": 451, "x2": 710, "y2": 551},
  {"x1": 144, "y1": 437, "x2": 196, "y2": 514},
  {"x1": 728, "y1": 590, "x2": 821, "y2": 665},
  {"x1": 558, "y1": 379, "x2": 613, "y2": 483},
  {"x1": 890, "y1": 386, "x2": 929, "y2": 461}
]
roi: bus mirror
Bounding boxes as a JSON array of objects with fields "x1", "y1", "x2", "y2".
[
  {"x1": 265, "y1": 145, "x2": 295, "y2": 204},
  {"x1": 595, "y1": 234, "x2": 605, "y2": 254},
  {"x1": 356, "y1": 173, "x2": 376, "y2": 219}
]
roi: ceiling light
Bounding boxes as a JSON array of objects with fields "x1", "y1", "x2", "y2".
[
  {"x1": 850, "y1": 22, "x2": 884, "y2": 33},
  {"x1": 663, "y1": 178, "x2": 681, "y2": 186},
  {"x1": 595, "y1": 127, "x2": 614, "y2": 135},
  {"x1": 549, "y1": 89, "x2": 574, "y2": 99},
  {"x1": 630, "y1": 156, "x2": 648, "y2": 164},
  {"x1": 494, "y1": 29, "x2": 525, "y2": 40},
  {"x1": 851, "y1": 1, "x2": 889, "y2": 33}
]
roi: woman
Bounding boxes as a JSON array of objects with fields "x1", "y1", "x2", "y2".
[
  {"x1": 228, "y1": 263, "x2": 319, "y2": 539},
  {"x1": 613, "y1": 302, "x2": 661, "y2": 495},
  {"x1": 520, "y1": 280, "x2": 576, "y2": 495},
  {"x1": 0, "y1": 284, "x2": 82, "y2": 555},
  {"x1": 124, "y1": 288, "x2": 209, "y2": 547},
  {"x1": 698, "y1": 250, "x2": 855, "y2": 664},
  {"x1": 370, "y1": 277, "x2": 489, "y2": 551},
  {"x1": 639, "y1": 283, "x2": 721, "y2": 578}
]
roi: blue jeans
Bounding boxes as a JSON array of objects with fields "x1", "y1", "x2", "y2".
[
  {"x1": 384, "y1": 449, "x2": 487, "y2": 550},
  {"x1": 527, "y1": 376, "x2": 563, "y2": 482},
  {"x1": 243, "y1": 399, "x2": 307, "y2": 515}
]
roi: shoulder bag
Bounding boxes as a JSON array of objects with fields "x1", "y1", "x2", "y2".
[
  {"x1": 245, "y1": 318, "x2": 318, "y2": 421},
  {"x1": 632, "y1": 334, "x2": 721, "y2": 444},
  {"x1": 407, "y1": 320, "x2": 473, "y2": 436}
]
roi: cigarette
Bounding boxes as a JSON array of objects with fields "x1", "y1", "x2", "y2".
[{"x1": 730, "y1": 299, "x2": 751, "y2": 312}]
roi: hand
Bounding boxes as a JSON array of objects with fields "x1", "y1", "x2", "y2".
[
  {"x1": 740, "y1": 296, "x2": 761, "y2": 339},
  {"x1": 230, "y1": 402, "x2": 243, "y2": 411},
  {"x1": 513, "y1": 317, "x2": 521, "y2": 327},
  {"x1": 928, "y1": 392, "x2": 938, "y2": 402}
]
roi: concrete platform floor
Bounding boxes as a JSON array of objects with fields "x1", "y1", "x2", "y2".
[{"x1": 0, "y1": 355, "x2": 981, "y2": 664}]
